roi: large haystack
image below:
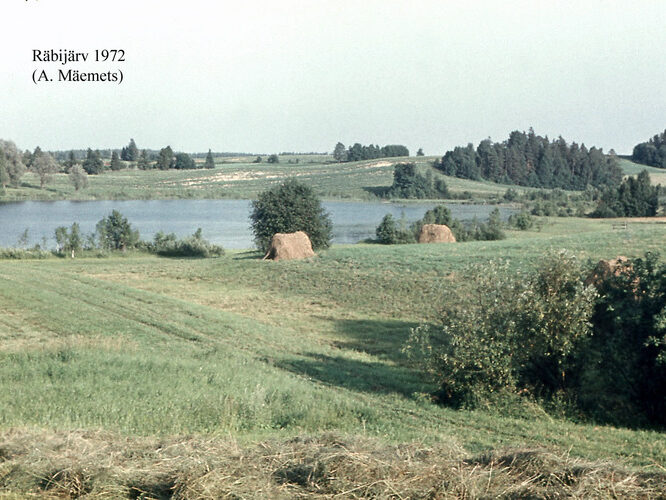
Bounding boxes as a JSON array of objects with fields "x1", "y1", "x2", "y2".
[
  {"x1": 585, "y1": 256, "x2": 632, "y2": 287},
  {"x1": 418, "y1": 224, "x2": 456, "y2": 244},
  {"x1": 263, "y1": 231, "x2": 315, "y2": 261}
]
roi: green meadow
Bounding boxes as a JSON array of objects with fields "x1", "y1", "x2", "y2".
[
  {"x1": 1, "y1": 155, "x2": 543, "y2": 202},
  {"x1": 1, "y1": 217, "x2": 665, "y2": 496},
  {"x1": 1, "y1": 157, "x2": 665, "y2": 496}
]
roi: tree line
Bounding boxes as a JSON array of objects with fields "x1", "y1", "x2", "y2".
[
  {"x1": 631, "y1": 129, "x2": 666, "y2": 168},
  {"x1": 0, "y1": 138, "x2": 218, "y2": 192},
  {"x1": 434, "y1": 129, "x2": 623, "y2": 190},
  {"x1": 591, "y1": 170, "x2": 660, "y2": 217},
  {"x1": 332, "y1": 142, "x2": 409, "y2": 162},
  {"x1": 52, "y1": 210, "x2": 224, "y2": 258}
]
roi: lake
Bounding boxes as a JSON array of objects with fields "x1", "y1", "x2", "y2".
[{"x1": 0, "y1": 200, "x2": 517, "y2": 249}]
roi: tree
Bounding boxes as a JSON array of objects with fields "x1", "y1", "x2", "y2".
[
  {"x1": 31, "y1": 151, "x2": 58, "y2": 188},
  {"x1": 386, "y1": 163, "x2": 448, "y2": 199},
  {"x1": 174, "y1": 152, "x2": 196, "y2": 170},
  {"x1": 82, "y1": 148, "x2": 104, "y2": 175},
  {"x1": 267, "y1": 154, "x2": 279, "y2": 164},
  {"x1": 333, "y1": 142, "x2": 347, "y2": 162},
  {"x1": 157, "y1": 146, "x2": 175, "y2": 170},
  {"x1": 64, "y1": 150, "x2": 77, "y2": 172},
  {"x1": 137, "y1": 149, "x2": 150, "y2": 170},
  {"x1": 0, "y1": 151, "x2": 9, "y2": 189},
  {"x1": 110, "y1": 151, "x2": 122, "y2": 171},
  {"x1": 250, "y1": 178, "x2": 333, "y2": 253},
  {"x1": 591, "y1": 169, "x2": 659, "y2": 217},
  {"x1": 1, "y1": 139, "x2": 27, "y2": 187},
  {"x1": 54, "y1": 223, "x2": 82, "y2": 258},
  {"x1": 632, "y1": 129, "x2": 666, "y2": 168},
  {"x1": 375, "y1": 214, "x2": 415, "y2": 244},
  {"x1": 30, "y1": 146, "x2": 43, "y2": 168},
  {"x1": 96, "y1": 210, "x2": 140, "y2": 251},
  {"x1": 69, "y1": 165, "x2": 88, "y2": 191},
  {"x1": 416, "y1": 148, "x2": 425, "y2": 156},
  {"x1": 127, "y1": 139, "x2": 139, "y2": 162},
  {"x1": 204, "y1": 149, "x2": 215, "y2": 169}
]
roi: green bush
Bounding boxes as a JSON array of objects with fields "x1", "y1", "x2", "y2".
[
  {"x1": 0, "y1": 247, "x2": 52, "y2": 259},
  {"x1": 250, "y1": 179, "x2": 332, "y2": 253},
  {"x1": 375, "y1": 214, "x2": 414, "y2": 244},
  {"x1": 150, "y1": 229, "x2": 224, "y2": 258},
  {"x1": 405, "y1": 252, "x2": 597, "y2": 408},
  {"x1": 96, "y1": 210, "x2": 140, "y2": 251},
  {"x1": 579, "y1": 252, "x2": 666, "y2": 426},
  {"x1": 508, "y1": 211, "x2": 534, "y2": 230}
]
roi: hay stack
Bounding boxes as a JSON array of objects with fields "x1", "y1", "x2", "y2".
[
  {"x1": 585, "y1": 256, "x2": 632, "y2": 287},
  {"x1": 418, "y1": 224, "x2": 456, "y2": 244},
  {"x1": 263, "y1": 231, "x2": 315, "y2": 261}
]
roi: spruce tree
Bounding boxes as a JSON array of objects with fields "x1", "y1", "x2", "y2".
[
  {"x1": 205, "y1": 149, "x2": 215, "y2": 169},
  {"x1": 110, "y1": 151, "x2": 122, "y2": 171}
]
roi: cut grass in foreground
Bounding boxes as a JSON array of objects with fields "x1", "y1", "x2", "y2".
[
  {"x1": 1, "y1": 217, "x2": 665, "y2": 496},
  {"x1": 1, "y1": 430, "x2": 664, "y2": 499}
]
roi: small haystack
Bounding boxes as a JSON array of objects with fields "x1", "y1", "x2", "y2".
[
  {"x1": 263, "y1": 231, "x2": 315, "y2": 261},
  {"x1": 585, "y1": 256, "x2": 632, "y2": 287},
  {"x1": 418, "y1": 224, "x2": 456, "y2": 244}
]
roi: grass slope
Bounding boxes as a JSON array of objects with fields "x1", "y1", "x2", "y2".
[
  {"x1": 1, "y1": 156, "x2": 537, "y2": 202},
  {"x1": 1, "y1": 218, "x2": 665, "y2": 496}
]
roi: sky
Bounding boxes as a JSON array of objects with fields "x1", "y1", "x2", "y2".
[{"x1": 1, "y1": 0, "x2": 664, "y2": 155}]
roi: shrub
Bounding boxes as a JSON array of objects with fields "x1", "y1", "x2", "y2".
[
  {"x1": 250, "y1": 179, "x2": 332, "y2": 253},
  {"x1": 375, "y1": 214, "x2": 414, "y2": 244},
  {"x1": 54, "y1": 223, "x2": 82, "y2": 258},
  {"x1": 151, "y1": 229, "x2": 224, "y2": 258},
  {"x1": 405, "y1": 252, "x2": 597, "y2": 408},
  {"x1": 579, "y1": 252, "x2": 666, "y2": 426},
  {"x1": 95, "y1": 210, "x2": 140, "y2": 251},
  {"x1": 508, "y1": 211, "x2": 534, "y2": 230}
]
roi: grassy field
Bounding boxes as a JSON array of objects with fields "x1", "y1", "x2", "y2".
[
  {"x1": 0, "y1": 155, "x2": 543, "y2": 203},
  {"x1": 1, "y1": 217, "x2": 665, "y2": 496},
  {"x1": 2, "y1": 155, "x2": 661, "y2": 205}
]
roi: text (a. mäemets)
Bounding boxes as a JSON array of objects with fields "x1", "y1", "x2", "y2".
[{"x1": 33, "y1": 49, "x2": 125, "y2": 65}]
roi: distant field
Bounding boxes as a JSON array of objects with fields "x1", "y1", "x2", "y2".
[{"x1": 1, "y1": 155, "x2": 542, "y2": 202}]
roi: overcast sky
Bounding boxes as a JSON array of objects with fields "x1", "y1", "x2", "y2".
[{"x1": 1, "y1": 0, "x2": 664, "y2": 155}]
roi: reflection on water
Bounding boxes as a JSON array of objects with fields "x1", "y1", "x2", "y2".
[{"x1": 0, "y1": 199, "x2": 516, "y2": 249}]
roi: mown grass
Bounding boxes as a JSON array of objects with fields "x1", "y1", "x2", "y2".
[{"x1": 1, "y1": 218, "x2": 665, "y2": 496}]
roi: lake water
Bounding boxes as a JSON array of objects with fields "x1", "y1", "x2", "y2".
[{"x1": 0, "y1": 200, "x2": 517, "y2": 249}]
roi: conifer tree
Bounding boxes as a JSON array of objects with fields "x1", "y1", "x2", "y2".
[
  {"x1": 205, "y1": 149, "x2": 215, "y2": 169},
  {"x1": 110, "y1": 151, "x2": 122, "y2": 171}
]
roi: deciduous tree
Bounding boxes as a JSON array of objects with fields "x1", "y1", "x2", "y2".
[{"x1": 250, "y1": 179, "x2": 332, "y2": 253}]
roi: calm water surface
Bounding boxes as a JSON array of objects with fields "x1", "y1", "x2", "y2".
[{"x1": 0, "y1": 200, "x2": 516, "y2": 249}]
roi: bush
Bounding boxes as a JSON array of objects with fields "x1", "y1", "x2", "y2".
[
  {"x1": 95, "y1": 210, "x2": 140, "y2": 251},
  {"x1": 250, "y1": 179, "x2": 333, "y2": 253},
  {"x1": 508, "y1": 211, "x2": 534, "y2": 230},
  {"x1": 405, "y1": 252, "x2": 597, "y2": 408},
  {"x1": 375, "y1": 214, "x2": 414, "y2": 244},
  {"x1": 150, "y1": 228, "x2": 224, "y2": 258},
  {"x1": 579, "y1": 252, "x2": 666, "y2": 426},
  {"x1": 54, "y1": 223, "x2": 82, "y2": 258}
]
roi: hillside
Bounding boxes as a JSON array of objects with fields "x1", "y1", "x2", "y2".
[
  {"x1": 0, "y1": 155, "x2": 545, "y2": 202},
  {"x1": 1, "y1": 218, "x2": 665, "y2": 496}
]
